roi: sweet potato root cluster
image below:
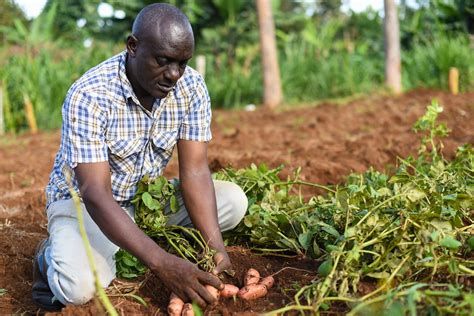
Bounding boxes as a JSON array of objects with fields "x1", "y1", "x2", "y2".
[
  {"x1": 237, "y1": 268, "x2": 274, "y2": 300},
  {"x1": 167, "y1": 268, "x2": 275, "y2": 315}
]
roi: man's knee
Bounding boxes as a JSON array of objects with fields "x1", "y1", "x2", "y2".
[
  {"x1": 52, "y1": 271, "x2": 95, "y2": 305},
  {"x1": 215, "y1": 180, "x2": 248, "y2": 231},
  {"x1": 47, "y1": 245, "x2": 116, "y2": 305}
]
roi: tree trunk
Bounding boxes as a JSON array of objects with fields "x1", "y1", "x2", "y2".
[
  {"x1": 384, "y1": 0, "x2": 402, "y2": 94},
  {"x1": 0, "y1": 84, "x2": 4, "y2": 135},
  {"x1": 256, "y1": 0, "x2": 283, "y2": 108}
]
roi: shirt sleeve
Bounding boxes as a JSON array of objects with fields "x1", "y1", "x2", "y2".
[
  {"x1": 178, "y1": 74, "x2": 212, "y2": 142},
  {"x1": 62, "y1": 88, "x2": 108, "y2": 168}
]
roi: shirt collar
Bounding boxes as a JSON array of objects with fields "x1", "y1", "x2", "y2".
[{"x1": 118, "y1": 50, "x2": 141, "y2": 105}]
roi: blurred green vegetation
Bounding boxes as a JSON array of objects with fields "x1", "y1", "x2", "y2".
[{"x1": 0, "y1": 0, "x2": 473, "y2": 132}]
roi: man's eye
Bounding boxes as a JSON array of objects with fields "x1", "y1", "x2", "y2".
[{"x1": 156, "y1": 57, "x2": 168, "y2": 65}]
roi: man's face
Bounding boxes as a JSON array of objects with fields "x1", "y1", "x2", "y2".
[{"x1": 128, "y1": 29, "x2": 194, "y2": 99}]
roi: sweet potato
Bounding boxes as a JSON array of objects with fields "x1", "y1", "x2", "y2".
[
  {"x1": 181, "y1": 303, "x2": 194, "y2": 316},
  {"x1": 244, "y1": 268, "x2": 260, "y2": 286},
  {"x1": 260, "y1": 276, "x2": 275, "y2": 289},
  {"x1": 167, "y1": 293, "x2": 184, "y2": 316},
  {"x1": 220, "y1": 284, "x2": 239, "y2": 298},
  {"x1": 237, "y1": 284, "x2": 268, "y2": 300},
  {"x1": 205, "y1": 284, "x2": 220, "y2": 301}
]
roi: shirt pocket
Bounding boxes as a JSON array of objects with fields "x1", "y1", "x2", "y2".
[
  {"x1": 151, "y1": 129, "x2": 178, "y2": 165},
  {"x1": 107, "y1": 137, "x2": 145, "y2": 174}
]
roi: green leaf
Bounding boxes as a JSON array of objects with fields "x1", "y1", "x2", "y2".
[
  {"x1": 170, "y1": 195, "x2": 179, "y2": 213},
  {"x1": 440, "y1": 236, "x2": 461, "y2": 250},
  {"x1": 467, "y1": 236, "x2": 474, "y2": 250},
  {"x1": 345, "y1": 227, "x2": 356, "y2": 238},
  {"x1": 318, "y1": 259, "x2": 332, "y2": 277},
  {"x1": 406, "y1": 188, "x2": 426, "y2": 202},
  {"x1": 320, "y1": 223, "x2": 340, "y2": 238},
  {"x1": 298, "y1": 231, "x2": 312, "y2": 250},
  {"x1": 377, "y1": 187, "x2": 391, "y2": 197},
  {"x1": 149, "y1": 181, "x2": 164, "y2": 194},
  {"x1": 192, "y1": 302, "x2": 204, "y2": 316},
  {"x1": 122, "y1": 256, "x2": 137, "y2": 267},
  {"x1": 142, "y1": 192, "x2": 160, "y2": 210},
  {"x1": 367, "y1": 271, "x2": 390, "y2": 279},
  {"x1": 120, "y1": 272, "x2": 138, "y2": 279},
  {"x1": 320, "y1": 303, "x2": 330, "y2": 311},
  {"x1": 326, "y1": 244, "x2": 339, "y2": 252},
  {"x1": 442, "y1": 193, "x2": 458, "y2": 201},
  {"x1": 125, "y1": 293, "x2": 148, "y2": 307},
  {"x1": 243, "y1": 214, "x2": 259, "y2": 228},
  {"x1": 430, "y1": 220, "x2": 452, "y2": 232},
  {"x1": 384, "y1": 300, "x2": 405, "y2": 316}
]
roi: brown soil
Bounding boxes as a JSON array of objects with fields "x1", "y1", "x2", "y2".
[{"x1": 0, "y1": 89, "x2": 472, "y2": 315}]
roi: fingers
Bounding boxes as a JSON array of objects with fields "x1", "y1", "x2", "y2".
[
  {"x1": 198, "y1": 270, "x2": 224, "y2": 290},
  {"x1": 212, "y1": 259, "x2": 231, "y2": 275},
  {"x1": 185, "y1": 288, "x2": 206, "y2": 308},
  {"x1": 212, "y1": 252, "x2": 232, "y2": 275},
  {"x1": 194, "y1": 284, "x2": 218, "y2": 305},
  {"x1": 212, "y1": 262, "x2": 224, "y2": 275},
  {"x1": 186, "y1": 278, "x2": 221, "y2": 307}
]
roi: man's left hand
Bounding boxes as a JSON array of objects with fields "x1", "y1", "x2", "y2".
[{"x1": 212, "y1": 251, "x2": 233, "y2": 275}]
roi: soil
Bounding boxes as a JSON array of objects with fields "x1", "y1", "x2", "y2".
[{"x1": 0, "y1": 89, "x2": 472, "y2": 315}]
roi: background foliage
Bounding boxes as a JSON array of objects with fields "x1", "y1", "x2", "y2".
[{"x1": 0, "y1": 0, "x2": 473, "y2": 132}]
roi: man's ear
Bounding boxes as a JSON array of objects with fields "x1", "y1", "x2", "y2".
[{"x1": 126, "y1": 35, "x2": 139, "y2": 57}]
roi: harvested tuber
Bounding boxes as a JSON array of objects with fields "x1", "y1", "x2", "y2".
[
  {"x1": 237, "y1": 284, "x2": 268, "y2": 300},
  {"x1": 167, "y1": 293, "x2": 184, "y2": 316},
  {"x1": 205, "y1": 284, "x2": 220, "y2": 301},
  {"x1": 260, "y1": 276, "x2": 275, "y2": 289},
  {"x1": 244, "y1": 268, "x2": 260, "y2": 286},
  {"x1": 220, "y1": 284, "x2": 239, "y2": 298},
  {"x1": 181, "y1": 303, "x2": 194, "y2": 316}
]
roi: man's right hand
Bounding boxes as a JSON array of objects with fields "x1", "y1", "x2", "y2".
[{"x1": 153, "y1": 252, "x2": 224, "y2": 307}]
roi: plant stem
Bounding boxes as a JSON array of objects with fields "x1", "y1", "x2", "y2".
[
  {"x1": 273, "y1": 180, "x2": 336, "y2": 193},
  {"x1": 262, "y1": 305, "x2": 315, "y2": 315},
  {"x1": 68, "y1": 182, "x2": 118, "y2": 316}
]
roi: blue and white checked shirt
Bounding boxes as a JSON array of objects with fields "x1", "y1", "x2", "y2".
[{"x1": 46, "y1": 51, "x2": 212, "y2": 208}]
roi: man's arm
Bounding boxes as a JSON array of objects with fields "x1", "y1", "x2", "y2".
[
  {"x1": 177, "y1": 139, "x2": 231, "y2": 274},
  {"x1": 74, "y1": 162, "x2": 222, "y2": 306}
]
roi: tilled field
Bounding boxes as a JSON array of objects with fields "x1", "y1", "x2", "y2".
[{"x1": 0, "y1": 89, "x2": 472, "y2": 315}]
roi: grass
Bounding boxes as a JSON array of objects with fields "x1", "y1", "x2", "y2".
[
  {"x1": 403, "y1": 35, "x2": 474, "y2": 92},
  {"x1": 0, "y1": 33, "x2": 472, "y2": 132}
]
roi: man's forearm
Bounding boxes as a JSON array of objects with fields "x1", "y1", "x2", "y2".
[
  {"x1": 81, "y1": 194, "x2": 168, "y2": 270},
  {"x1": 179, "y1": 169, "x2": 225, "y2": 252}
]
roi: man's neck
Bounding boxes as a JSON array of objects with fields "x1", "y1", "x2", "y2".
[{"x1": 125, "y1": 54, "x2": 154, "y2": 111}]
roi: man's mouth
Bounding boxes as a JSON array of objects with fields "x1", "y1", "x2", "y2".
[{"x1": 156, "y1": 82, "x2": 173, "y2": 93}]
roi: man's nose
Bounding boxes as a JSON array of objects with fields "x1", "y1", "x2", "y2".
[{"x1": 165, "y1": 63, "x2": 181, "y2": 82}]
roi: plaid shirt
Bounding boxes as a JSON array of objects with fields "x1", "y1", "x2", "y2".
[{"x1": 46, "y1": 51, "x2": 212, "y2": 208}]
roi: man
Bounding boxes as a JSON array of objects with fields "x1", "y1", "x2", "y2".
[{"x1": 32, "y1": 3, "x2": 247, "y2": 311}]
